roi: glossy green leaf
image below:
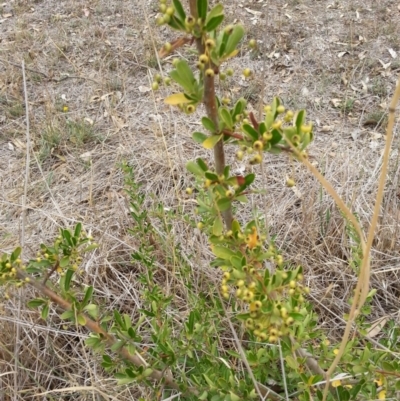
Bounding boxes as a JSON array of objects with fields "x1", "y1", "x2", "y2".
[
  {"x1": 77, "y1": 314, "x2": 86, "y2": 326},
  {"x1": 41, "y1": 304, "x2": 49, "y2": 320},
  {"x1": 74, "y1": 222, "x2": 82, "y2": 239},
  {"x1": 60, "y1": 256, "x2": 70, "y2": 268},
  {"x1": 60, "y1": 310, "x2": 74, "y2": 320},
  {"x1": 197, "y1": 0, "x2": 208, "y2": 20},
  {"x1": 167, "y1": 15, "x2": 185, "y2": 31},
  {"x1": 217, "y1": 198, "x2": 231, "y2": 211},
  {"x1": 205, "y1": 4, "x2": 223, "y2": 24},
  {"x1": 27, "y1": 298, "x2": 47, "y2": 308},
  {"x1": 242, "y1": 124, "x2": 259, "y2": 141},
  {"x1": 10, "y1": 247, "x2": 21, "y2": 263},
  {"x1": 245, "y1": 173, "x2": 255, "y2": 185},
  {"x1": 82, "y1": 286, "x2": 94, "y2": 308},
  {"x1": 201, "y1": 116, "x2": 216, "y2": 132},
  {"x1": 211, "y1": 245, "x2": 236, "y2": 260},
  {"x1": 224, "y1": 25, "x2": 244, "y2": 57},
  {"x1": 205, "y1": 15, "x2": 224, "y2": 32},
  {"x1": 186, "y1": 161, "x2": 205, "y2": 177},
  {"x1": 172, "y1": 0, "x2": 186, "y2": 21},
  {"x1": 84, "y1": 304, "x2": 99, "y2": 320},
  {"x1": 212, "y1": 216, "x2": 223, "y2": 236},
  {"x1": 205, "y1": 172, "x2": 218, "y2": 181},
  {"x1": 82, "y1": 244, "x2": 98, "y2": 253},
  {"x1": 202, "y1": 134, "x2": 222, "y2": 149},
  {"x1": 235, "y1": 195, "x2": 248, "y2": 203},
  {"x1": 64, "y1": 269, "x2": 74, "y2": 291},
  {"x1": 192, "y1": 131, "x2": 208, "y2": 144},
  {"x1": 269, "y1": 129, "x2": 283, "y2": 146},
  {"x1": 197, "y1": 158, "x2": 208, "y2": 171},
  {"x1": 295, "y1": 109, "x2": 305, "y2": 132},
  {"x1": 111, "y1": 340, "x2": 125, "y2": 352},
  {"x1": 219, "y1": 107, "x2": 233, "y2": 130}
]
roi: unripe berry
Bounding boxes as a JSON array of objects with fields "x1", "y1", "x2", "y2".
[
  {"x1": 250, "y1": 154, "x2": 262, "y2": 165},
  {"x1": 186, "y1": 104, "x2": 195, "y2": 114},
  {"x1": 165, "y1": 6, "x2": 174, "y2": 16},
  {"x1": 289, "y1": 280, "x2": 296, "y2": 289},
  {"x1": 284, "y1": 110, "x2": 294, "y2": 121},
  {"x1": 237, "y1": 280, "x2": 245, "y2": 287},
  {"x1": 199, "y1": 54, "x2": 209, "y2": 64},
  {"x1": 172, "y1": 58, "x2": 179, "y2": 67},
  {"x1": 249, "y1": 39, "x2": 257, "y2": 49},
  {"x1": 163, "y1": 14, "x2": 171, "y2": 23},
  {"x1": 236, "y1": 150, "x2": 244, "y2": 161},
  {"x1": 243, "y1": 68, "x2": 252, "y2": 78},
  {"x1": 277, "y1": 105, "x2": 285, "y2": 114},
  {"x1": 286, "y1": 178, "x2": 295, "y2": 187},
  {"x1": 164, "y1": 77, "x2": 171, "y2": 85},
  {"x1": 151, "y1": 81, "x2": 159, "y2": 91},
  {"x1": 197, "y1": 222, "x2": 203, "y2": 229},
  {"x1": 272, "y1": 120, "x2": 282, "y2": 130},
  {"x1": 205, "y1": 38, "x2": 215, "y2": 48},
  {"x1": 223, "y1": 272, "x2": 231, "y2": 280},
  {"x1": 263, "y1": 132, "x2": 273, "y2": 141},
  {"x1": 163, "y1": 42, "x2": 172, "y2": 53},
  {"x1": 253, "y1": 140, "x2": 263, "y2": 151},
  {"x1": 159, "y1": 3, "x2": 167, "y2": 12},
  {"x1": 219, "y1": 72, "x2": 226, "y2": 81},
  {"x1": 225, "y1": 189, "x2": 235, "y2": 198},
  {"x1": 205, "y1": 68, "x2": 214, "y2": 77},
  {"x1": 226, "y1": 68, "x2": 234, "y2": 76},
  {"x1": 186, "y1": 187, "x2": 193, "y2": 195},
  {"x1": 222, "y1": 97, "x2": 230, "y2": 105}
]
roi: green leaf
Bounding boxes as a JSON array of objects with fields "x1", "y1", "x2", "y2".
[
  {"x1": 62, "y1": 229, "x2": 73, "y2": 246},
  {"x1": 60, "y1": 310, "x2": 74, "y2": 320},
  {"x1": 167, "y1": 15, "x2": 185, "y2": 31},
  {"x1": 116, "y1": 375, "x2": 135, "y2": 386},
  {"x1": 111, "y1": 340, "x2": 125, "y2": 352},
  {"x1": 197, "y1": 0, "x2": 208, "y2": 20},
  {"x1": 205, "y1": 4, "x2": 223, "y2": 24},
  {"x1": 199, "y1": 392, "x2": 208, "y2": 400},
  {"x1": 186, "y1": 161, "x2": 205, "y2": 177},
  {"x1": 258, "y1": 122, "x2": 267, "y2": 135},
  {"x1": 230, "y1": 392, "x2": 240, "y2": 401},
  {"x1": 85, "y1": 335, "x2": 100, "y2": 348},
  {"x1": 219, "y1": 107, "x2": 233, "y2": 130},
  {"x1": 285, "y1": 355, "x2": 299, "y2": 370},
  {"x1": 235, "y1": 195, "x2": 248, "y2": 203},
  {"x1": 289, "y1": 312, "x2": 305, "y2": 321},
  {"x1": 232, "y1": 98, "x2": 246, "y2": 119},
  {"x1": 172, "y1": 0, "x2": 186, "y2": 21},
  {"x1": 60, "y1": 256, "x2": 70, "y2": 268},
  {"x1": 242, "y1": 124, "x2": 259, "y2": 141},
  {"x1": 201, "y1": 116, "x2": 216, "y2": 132},
  {"x1": 211, "y1": 245, "x2": 236, "y2": 260},
  {"x1": 114, "y1": 310, "x2": 125, "y2": 330},
  {"x1": 176, "y1": 60, "x2": 195, "y2": 90},
  {"x1": 82, "y1": 286, "x2": 94, "y2": 308},
  {"x1": 10, "y1": 247, "x2": 21, "y2": 263},
  {"x1": 269, "y1": 129, "x2": 283, "y2": 145},
  {"x1": 295, "y1": 110, "x2": 305, "y2": 132},
  {"x1": 202, "y1": 134, "x2": 222, "y2": 149},
  {"x1": 205, "y1": 15, "x2": 224, "y2": 32},
  {"x1": 74, "y1": 222, "x2": 82, "y2": 239},
  {"x1": 192, "y1": 131, "x2": 208, "y2": 144},
  {"x1": 245, "y1": 173, "x2": 255, "y2": 185},
  {"x1": 217, "y1": 198, "x2": 231, "y2": 211},
  {"x1": 381, "y1": 361, "x2": 395, "y2": 372},
  {"x1": 212, "y1": 216, "x2": 223, "y2": 236},
  {"x1": 82, "y1": 243, "x2": 98, "y2": 253},
  {"x1": 197, "y1": 158, "x2": 208, "y2": 171},
  {"x1": 41, "y1": 304, "x2": 49, "y2": 320},
  {"x1": 27, "y1": 298, "x2": 47, "y2": 308},
  {"x1": 77, "y1": 314, "x2": 86, "y2": 326},
  {"x1": 63, "y1": 268, "x2": 74, "y2": 291},
  {"x1": 224, "y1": 25, "x2": 245, "y2": 57},
  {"x1": 396, "y1": 381, "x2": 400, "y2": 390},
  {"x1": 205, "y1": 172, "x2": 218, "y2": 181},
  {"x1": 84, "y1": 304, "x2": 99, "y2": 320}
]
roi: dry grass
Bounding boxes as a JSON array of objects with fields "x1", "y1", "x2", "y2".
[{"x1": 1, "y1": 0, "x2": 400, "y2": 399}]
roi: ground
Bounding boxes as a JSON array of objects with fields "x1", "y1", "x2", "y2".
[{"x1": 1, "y1": 0, "x2": 400, "y2": 399}]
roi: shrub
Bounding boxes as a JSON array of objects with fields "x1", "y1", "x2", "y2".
[{"x1": 1, "y1": 1, "x2": 400, "y2": 400}]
